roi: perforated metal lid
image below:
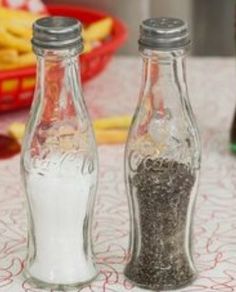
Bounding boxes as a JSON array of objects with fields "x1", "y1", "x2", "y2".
[
  {"x1": 32, "y1": 16, "x2": 83, "y2": 51},
  {"x1": 139, "y1": 17, "x2": 190, "y2": 50}
]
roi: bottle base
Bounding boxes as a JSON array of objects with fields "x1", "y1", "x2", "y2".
[
  {"x1": 124, "y1": 267, "x2": 197, "y2": 291},
  {"x1": 23, "y1": 269, "x2": 99, "y2": 291}
]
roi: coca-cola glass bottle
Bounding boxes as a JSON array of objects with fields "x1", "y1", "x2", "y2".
[
  {"x1": 21, "y1": 17, "x2": 98, "y2": 289},
  {"x1": 124, "y1": 17, "x2": 201, "y2": 290}
]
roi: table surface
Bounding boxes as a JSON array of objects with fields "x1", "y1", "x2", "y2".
[{"x1": 0, "y1": 56, "x2": 236, "y2": 292}]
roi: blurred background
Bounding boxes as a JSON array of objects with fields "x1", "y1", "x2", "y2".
[
  {"x1": 46, "y1": 0, "x2": 235, "y2": 56},
  {"x1": 0, "y1": 0, "x2": 235, "y2": 114}
]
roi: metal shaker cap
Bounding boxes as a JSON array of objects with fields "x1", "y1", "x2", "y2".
[
  {"x1": 32, "y1": 16, "x2": 83, "y2": 51},
  {"x1": 139, "y1": 17, "x2": 190, "y2": 50}
]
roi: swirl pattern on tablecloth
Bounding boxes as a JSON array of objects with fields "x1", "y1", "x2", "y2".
[{"x1": 0, "y1": 57, "x2": 236, "y2": 291}]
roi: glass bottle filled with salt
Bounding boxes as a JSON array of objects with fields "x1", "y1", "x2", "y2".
[{"x1": 21, "y1": 16, "x2": 99, "y2": 289}]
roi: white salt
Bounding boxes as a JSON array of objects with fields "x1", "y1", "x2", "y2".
[{"x1": 25, "y1": 156, "x2": 97, "y2": 285}]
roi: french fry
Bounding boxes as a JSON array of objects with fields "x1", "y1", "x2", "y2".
[
  {"x1": 83, "y1": 17, "x2": 113, "y2": 42},
  {"x1": 0, "y1": 8, "x2": 114, "y2": 77},
  {"x1": 0, "y1": 52, "x2": 36, "y2": 70},
  {"x1": 0, "y1": 7, "x2": 42, "y2": 58},
  {"x1": 18, "y1": 52, "x2": 36, "y2": 66},
  {"x1": 93, "y1": 115, "x2": 132, "y2": 130},
  {"x1": 0, "y1": 19, "x2": 32, "y2": 40},
  {"x1": 0, "y1": 7, "x2": 40, "y2": 23},
  {"x1": 8, "y1": 123, "x2": 25, "y2": 140},
  {"x1": 83, "y1": 42, "x2": 92, "y2": 53},
  {"x1": 8, "y1": 116, "x2": 131, "y2": 144},
  {"x1": 95, "y1": 129, "x2": 128, "y2": 144},
  {"x1": 0, "y1": 49, "x2": 18, "y2": 63},
  {"x1": 0, "y1": 27, "x2": 31, "y2": 52},
  {"x1": 0, "y1": 62, "x2": 18, "y2": 70}
]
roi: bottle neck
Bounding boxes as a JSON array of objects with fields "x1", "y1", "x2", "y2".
[
  {"x1": 34, "y1": 48, "x2": 82, "y2": 123},
  {"x1": 140, "y1": 48, "x2": 188, "y2": 112},
  {"x1": 36, "y1": 48, "x2": 80, "y2": 89}
]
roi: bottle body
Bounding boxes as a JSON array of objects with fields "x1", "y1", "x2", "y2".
[
  {"x1": 124, "y1": 47, "x2": 201, "y2": 290},
  {"x1": 21, "y1": 45, "x2": 98, "y2": 286}
]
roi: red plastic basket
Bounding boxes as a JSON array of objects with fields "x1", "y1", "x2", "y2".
[{"x1": 0, "y1": 4, "x2": 127, "y2": 112}]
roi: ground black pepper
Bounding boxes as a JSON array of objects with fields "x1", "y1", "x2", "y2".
[{"x1": 125, "y1": 158, "x2": 196, "y2": 290}]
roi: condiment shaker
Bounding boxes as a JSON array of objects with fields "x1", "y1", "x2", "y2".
[
  {"x1": 124, "y1": 17, "x2": 201, "y2": 290},
  {"x1": 21, "y1": 17, "x2": 98, "y2": 289}
]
